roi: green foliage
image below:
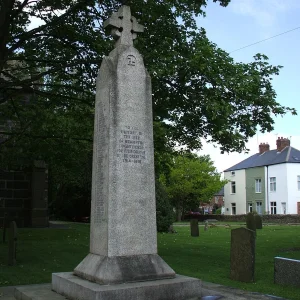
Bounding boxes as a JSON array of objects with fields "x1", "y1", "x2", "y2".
[
  {"x1": 215, "y1": 207, "x2": 222, "y2": 215},
  {"x1": 0, "y1": 0, "x2": 297, "y2": 217},
  {"x1": 155, "y1": 180, "x2": 175, "y2": 233},
  {"x1": 162, "y1": 153, "x2": 226, "y2": 219},
  {"x1": 1, "y1": 0, "x2": 296, "y2": 156}
]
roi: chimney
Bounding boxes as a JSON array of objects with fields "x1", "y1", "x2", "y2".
[
  {"x1": 276, "y1": 137, "x2": 290, "y2": 152},
  {"x1": 259, "y1": 143, "x2": 270, "y2": 154}
]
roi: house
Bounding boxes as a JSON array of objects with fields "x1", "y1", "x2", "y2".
[
  {"x1": 199, "y1": 187, "x2": 225, "y2": 214},
  {"x1": 211, "y1": 186, "x2": 224, "y2": 208},
  {"x1": 224, "y1": 137, "x2": 300, "y2": 215}
]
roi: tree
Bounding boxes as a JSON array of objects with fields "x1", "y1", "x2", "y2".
[
  {"x1": 0, "y1": 0, "x2": 296, "y2": 156},
  {"x1": 161, "y1": 153, "x2": 226, "y2": 221},
  {"x1": 0, "y1": 1, "x2": 296, "y2": 218},
  {"x1": 155, "y1": 179, "x2": 174, "y2": 233}
]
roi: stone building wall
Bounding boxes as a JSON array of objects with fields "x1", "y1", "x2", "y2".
[{"x1": 0, "y1": 161, "x2": 48, "y2": 228}]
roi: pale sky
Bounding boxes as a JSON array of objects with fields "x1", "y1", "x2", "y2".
[{"x1": 196, "y1": 0, "x2": 300, "y2": 172}]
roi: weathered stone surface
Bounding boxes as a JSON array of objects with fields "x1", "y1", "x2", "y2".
[
  {"x1": 190, "y1": 219, "x2": 199, "y2": 237},
  {"x1": 52, "y1": 272, "x2": 202, "y2": 300},
  {"x1": 246, "y1": 213, "x2": 256, "y2": 233},
  {"x1": 14, "y1": 284, "x2": 65, "y2": 300},
  {"x1": 274, "y1": 257, "x2": 300, "y2": 287},
  {"x1": 87, "y1": 44, "x2": 157, "y2": 258},
  {"x1": 74, "y1": 253, "x2": 175, "y2": 284},
  {"x1": 255, "y1": 215, "x2": 262, "y2": 229},
  {"x1": 13, "y1": 280, "x2": 289, "y2": 300},
  {"x1": 230, "y1": 227, "x2": 255, "y2": 282}
]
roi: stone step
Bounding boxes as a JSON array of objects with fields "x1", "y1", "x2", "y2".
[{"x1": 10, "y1": 282, "x2": 287, "y2": 300}]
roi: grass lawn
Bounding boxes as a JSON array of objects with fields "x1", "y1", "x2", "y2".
[{"x1": 1, "y1": 223, "x2": 300, "y2": 299}]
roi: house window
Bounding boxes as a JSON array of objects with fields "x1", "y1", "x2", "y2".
[
  {"x1": 248, "y1": 203, "x2": 253, "y2": 213},
  {"x1": 281, "y1": 202, "x2": 286, "y2": 214},
  {"x1": 297, "y1": 176, "x2": 300, "y2": 190},
  {"x1": 255, "y1": 179, "x2": 262, "y2": 193},
  {"x1": 231, "y1": 171, "x2": 235, "y2": 176},
  {"x1": 256, "y1": 202, "x2": 262, "y2": 214},
  {"x1": 270, "y1": 177, "x2": 276, "y2": 192},
  {"x1": 271, "y1": 202, "x2": 277, "y2": 214},
  {"x1": 231, "y1": 181, "x2": 236, "y2": 194},
  {"x1": 231, "y1": 203, "x2": 236, "y2": 215}
]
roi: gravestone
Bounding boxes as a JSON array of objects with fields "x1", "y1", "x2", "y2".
[
  {"x1": 230, "y1": 227, "x2": 255, "y2": 282},
  {"x1": 168, "y1": 225, "x2": 177, "y2": 233},
  {"x1": 8, "y1": 221, "x2": 17, "y2": 266},
  {"x1": 255, "y1": 214, "x2": 262, "y2": 229},
  {"x1": 51, "y1": 5, "x2": 202, "y2": 300},
  {"x1": 204, "y1": 220, "x2": 208, "y2": 231},
  {"x1": 2, "y1": 212, "x2": 8, "y2": 243},
  {"x1": 190, "y1": 219, "x2": 199, "y2": 237},
  {"x1": 274, "y1": 257, "x2": 300, "y2": 287},
  {"x1": 246, "y1": 212, "x2": 256, "y2": 234}
]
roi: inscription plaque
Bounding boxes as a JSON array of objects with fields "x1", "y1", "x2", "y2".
[{"x1": 117, "y1": 126, "x2": 146, "y2": 163}]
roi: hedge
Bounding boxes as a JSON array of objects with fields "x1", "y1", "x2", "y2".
[{"x1": 184, "y1": 214, "x2": 300, "y2": 224}]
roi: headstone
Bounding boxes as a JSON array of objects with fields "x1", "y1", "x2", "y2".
[
  {"x1": 230, "y1": 227, "x2": 255, "y2": 282},
  {"x1": 206, "y1": 219, "x2": 218, "y2": 223},
  {"x1": 168, "y1": 225, "x2": 177, "y2": 233},
  {"x1": 190, "y1": 219, "x2": 199, "y2": 237},
  {"x1": 246, "y1": 212, "x2": 256, "y2": 233},
  {"x1": 274, "y1": 257, "x2": 300, "y2": 287},
  {"x1": 255, "y1": 214, "x2": 262, "y2": 229},
  {"x1": 8, "y1": 221, "x2": 17, "y2": 266},
  {"x1": 2, "y1": 212, "x2": 7, "y2": 243},
  {"x1": 50, "y1": 5, "x2": 202, "y2": 300},
  {"x1": 204, "y1": 221, "x2": 208, "y2": 231}
]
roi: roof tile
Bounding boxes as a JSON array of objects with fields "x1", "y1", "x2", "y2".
[{"x1": 224, "y1": 147, "x2": 300, "y2": 172}]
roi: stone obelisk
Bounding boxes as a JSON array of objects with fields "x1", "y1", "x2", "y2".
[
  {"x1": 52, "y1": 6, "x2": 202, "y2": 300},
  {"x1": 73, "y1": 4, "x2": 175, "y2": 283}
]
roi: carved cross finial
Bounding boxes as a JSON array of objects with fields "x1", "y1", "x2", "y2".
[{"x1": 104, "y1": 6, "x2": 144, "y2": 47}]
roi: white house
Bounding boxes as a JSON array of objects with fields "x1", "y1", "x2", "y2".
[
  {"x1": 224, "y1": 169, "x2": 246, "y2": 215},
  {"x1": 223, "y1": 137, "x2": 300, "y2": 215}
]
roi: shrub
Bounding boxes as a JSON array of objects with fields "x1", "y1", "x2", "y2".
[
  {"x1": 215, "y1": 208, "x2": 222, "y2": 215},
  {"x1": 156, "y1": 180, "x2": 175, "y2": 232}
]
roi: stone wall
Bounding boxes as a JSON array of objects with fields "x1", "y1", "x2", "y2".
[
  {"x1": 184, "y1": 214, "x2": 300, "y2": 223},
  {"x1": 0, "y1": 161, "x2": 48, "y2": 228}
]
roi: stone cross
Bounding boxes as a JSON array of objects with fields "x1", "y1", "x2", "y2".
[{"x1": 104, "y1": 6, "x2": 144, "y2": 47}]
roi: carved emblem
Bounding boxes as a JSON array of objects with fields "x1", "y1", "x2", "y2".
[{"x1": 127, "y1": 55, "x2": 136, "y2": 66}]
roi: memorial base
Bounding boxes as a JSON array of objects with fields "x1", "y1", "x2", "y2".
[
  {"x1": 74, "y1": 253, "x2": 175, "y2": 284},
  {"x1": 52, "y1": 272, "x2": 202, "y2": 300}
]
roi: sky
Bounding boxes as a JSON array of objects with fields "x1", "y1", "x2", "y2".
[{"x1": 195, "y1": 0, "x2": 300, "y2": 172}]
